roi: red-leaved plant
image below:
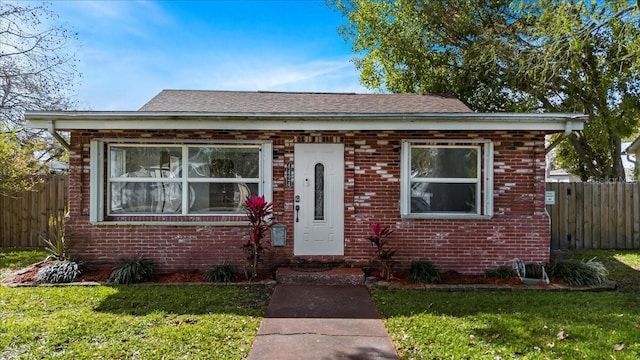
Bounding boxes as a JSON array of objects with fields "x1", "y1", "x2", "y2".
[
  {"x1": 243, "y1": 194, "x2": 274, "y2": 280},
  {"x1": 367, "y1": 223, "x2": 396, "y2": 280}
]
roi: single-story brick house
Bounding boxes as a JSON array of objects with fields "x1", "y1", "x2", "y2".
[{"x1": 26, "y1": 90, "x2": 586, "y2": 275}]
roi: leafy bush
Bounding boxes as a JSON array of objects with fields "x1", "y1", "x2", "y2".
[
  {"x1": 243, "y1": 194, "x2": 273, "y2": 280},
  {"x1": 484, "y1": 266, "x2": 516, "y2": 280},
  {"x1": 550, "y1": 258, "x2": 608, "y2": 286},
  {"x1": 366, "y1": 223, "x2": 396, "y2": 280},
  {"x1": 108, "y1": 257, "x2": 157, "y2": 285},
  {"x1": 204, "y1": 265, "x2": 237, "y2": 283},
  {"x1": 36, "y1": 260, "x2": 81, "y2": 284},
  {"x1": 409, "y1": 261, "x2": 441, "y2": 283}
]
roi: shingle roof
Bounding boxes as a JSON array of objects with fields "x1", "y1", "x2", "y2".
[{"x1": 139, "y1": 90, "x2": 472, "y2": 113}]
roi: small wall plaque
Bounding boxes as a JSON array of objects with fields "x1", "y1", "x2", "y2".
[
  {"x1": 545, "y1": 191, "x2": 555, "y2": 205},
  {"x1": 271, "y1": 224, "x2": 286, "y2": 247}
]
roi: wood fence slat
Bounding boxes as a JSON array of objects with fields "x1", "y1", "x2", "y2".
[
  {"x1": 567, "y1": 182, "x2": 576, "y2": 249},
  {"x1": 634, "y1": 184, "x2": 640, "y2": 248},
  {"x1": 610, "y1": 183, "x2": 620, "y2": 249},
  {"x1": 592, "y1": 183, "x2": 601, "y2": 249},
  {"x1": 574, "y1": 182, "x2": 583, "y2": 249},
  {"x1": 624, "y1": 184, "x2": 632, "y2": 249},
  {"x1": 582, "y1": 182, "x2": 592, "y2": 249},
  {"x1": 545, "y1": 183, "x2": 560, "y2": 249}
]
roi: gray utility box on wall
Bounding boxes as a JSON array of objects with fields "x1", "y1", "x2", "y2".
[{"x1": 271, "y1": 224, "x2": 286, "y2": 247}]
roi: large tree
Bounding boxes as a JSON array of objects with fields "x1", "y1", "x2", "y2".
[
  {"x1": 1, "y1": 1, "x2": 79, "y2": 130},
  {"x1": 334, "y1": 0, "x2": 640, "y2": 181},
  {"x1": 0, "y1": 2, "x2": 78, "y2": 193}
]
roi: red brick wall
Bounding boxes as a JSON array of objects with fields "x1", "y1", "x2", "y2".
[{"x1": 66, "y1": 129, "x2": 550, "y2": 275}]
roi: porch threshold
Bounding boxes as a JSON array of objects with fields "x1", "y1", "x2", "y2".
[{"x1": 276, "y1": 267, "x2": 365, "y2": 286}]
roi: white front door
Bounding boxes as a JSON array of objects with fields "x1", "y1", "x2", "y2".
[{"x1": 294, "y1": 144, "x2": 344, "y2": 256}]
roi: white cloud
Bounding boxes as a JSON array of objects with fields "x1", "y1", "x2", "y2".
[
  {"x1": 75, "y1": 51, "x2": 367, "y2": 110},
  {"x1": 49, "y1": 0, "x2": 367, "y2": 111}
]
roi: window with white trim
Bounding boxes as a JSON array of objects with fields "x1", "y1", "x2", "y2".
[
  {"x1": 401, "y1": 140, "x2": 493, "y2": 217},
  {"x1": 90, "y1": 140, "x2": 272, "y2": 221}
]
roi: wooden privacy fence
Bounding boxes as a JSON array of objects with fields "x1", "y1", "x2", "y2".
[
  {"x1": 0, "y1": 175, "x2": 68, "y2": 248},
  {"x1": 546, "y1": 182, "x2": 640, "y2": 250}
]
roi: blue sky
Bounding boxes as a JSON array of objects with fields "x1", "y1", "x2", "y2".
[{"x1": 48, "y1": 0, "x2": 367, "y2": 110}]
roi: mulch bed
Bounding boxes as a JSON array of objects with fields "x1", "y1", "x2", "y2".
[{"x1": 3, "y1": 262, "x2": 560, "y2": 287}]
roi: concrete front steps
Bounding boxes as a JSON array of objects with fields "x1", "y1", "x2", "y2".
[{"x1": 275, "y1": 267, "x2": 365, "y2": 285}]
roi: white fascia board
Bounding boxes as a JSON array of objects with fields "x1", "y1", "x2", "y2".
[{"x1": 25, "y1": 111, "x2": 586, "y2": 132}]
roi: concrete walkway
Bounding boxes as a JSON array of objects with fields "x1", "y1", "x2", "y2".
[{"x1": 247, "y1": 285, "x2": 398, "y2": 360}]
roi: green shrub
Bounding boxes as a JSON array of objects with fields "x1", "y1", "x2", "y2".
[
  {"x1": 108, "y1": 257, "x2": 157, "y2": 285},
  {"x1": 36, "y1": 260, "x2": 81, "y2": 284},
  {"x1": 484, "y1": 266, "x2": 516, "y2": 280},
  {"x1": 409, "y1": 261, "x2": 441, "y2": 283},
  {"x1": 550, "y1": 258, "x2": 608, "y2": 286},
  {"x1": 204, "y1": 265, "x2": 237, "y2": 283},
  {"x1": 40, "y1": 210, "x2": 68, "y2": 260}
]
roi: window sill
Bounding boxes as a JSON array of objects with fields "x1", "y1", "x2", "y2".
[
  {"x1": 402, "y1": 214, "x2": 492, "y2": 220},
  {"x1": 90, "y1": 220, "x2": 250, "y2": 226}
]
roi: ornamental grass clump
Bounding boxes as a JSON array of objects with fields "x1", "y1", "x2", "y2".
[
  {"x1": 40, "y1": 209, "x2": 69, "y2": 261},
  {"x1": 242, "y1": 194, "x2": 273, "y2": 280},
  {"x1": 204, "y1": 265, "x2": 237, "y2": 283},
  {"x1": 410, "y1": 260, "x2": 441, "y2": 283},
  {"x1": 550, "y1": 258, "x2": 608, "y2": 286},
  {"x1": 108, "y1": 257, "x2": 157, "y2": 284},
  {"x1": 36, "y1": 260, "x2": 81, "y2": 284},
  {"x1": 366, "y1": 223, "x2": 396, "y2": 280},
  {"x1": 484, "y1": 266, "x2": 517, "y2": 280}
]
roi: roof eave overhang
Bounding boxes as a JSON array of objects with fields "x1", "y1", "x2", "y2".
[{"x1": 26, "y1": 111, "x2": 587, "y2": 132}]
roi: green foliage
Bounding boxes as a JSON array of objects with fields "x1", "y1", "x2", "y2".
[
  {"x1": 243, "y1": 194, "x2": 273, "y2": 280},
  {"x1": 108, "y1": 257, "x2": 158, "y2": 285},
  {"x1": 204, "y1": 265, "x2": 237, "y2": 283},
  {"x1": 333, "y1": 0, "x2": 640, "y2": 180},
  {"x1": 0, "y1": 132, "x2": 46, "y2": 196},
  {"x1": 40, "y1": 210, "x2": 68, "y2": 260},
  {"x1": 409, "y1": 261, "x2": 441, "y2": 283},
  {"x1": 550, "y1": 258, "x2": 608, "y2": 287},
  {"x1": 35, "y1": 260, "x2": 81, "y2": 284},
  {"x1": 366, "y1": 223, "x2": 396, "y2": 280},
  {"x1": 484, "y1": 266, "x2": 516, "y2": 280}
]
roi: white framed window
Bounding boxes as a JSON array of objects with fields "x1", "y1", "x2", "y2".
[
  {"x1": 90, "y1": 140, "x2": 272, "y2": 221},
  {"x1": 400, "y1": 139, "x2": 493, "y2": 218}
]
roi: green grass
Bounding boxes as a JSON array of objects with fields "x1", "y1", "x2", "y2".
[
  {"x1": 0, "y1": 249, "x2": 270, "y2": 358},
  {"x1": 560, "y1": 249, "x2": 640, "y2": 293},
  {"x1": 0, "y1": 248, "x2": 47, "y2": 281},
  {"x1": 2, "y1": 249, "x2": 639, "y2": 359},
  {"x1": 372, "y1": 250, "x2": 640, "y2": 359},
  {"x1": 0, "y1": 285, "x2": 270, "y2": 359}
]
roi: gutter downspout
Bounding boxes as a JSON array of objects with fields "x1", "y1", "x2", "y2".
[
  {"x1": 47, "y1": 120, "x2": 70, "y2": 151},
  {"x1": 625, "y1": 151, "x2": 637, "y2": 180},
  {"x1": 545, "y1": 120, "x2": 574, "y2": 155}
]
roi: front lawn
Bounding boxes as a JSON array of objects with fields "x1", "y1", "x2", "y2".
[
  {"x1": 0, "y1": 248, "x2": 47, "y2": 281},
  {"x1": 372, "y1": 250, "x2": 640, "y2": 359},
  {"x1": 0, "y1": 285, "x2": 270, "y2": 359},
  {"x1": 1, "y1": 249, "x2": 639, "y2": 358}
]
